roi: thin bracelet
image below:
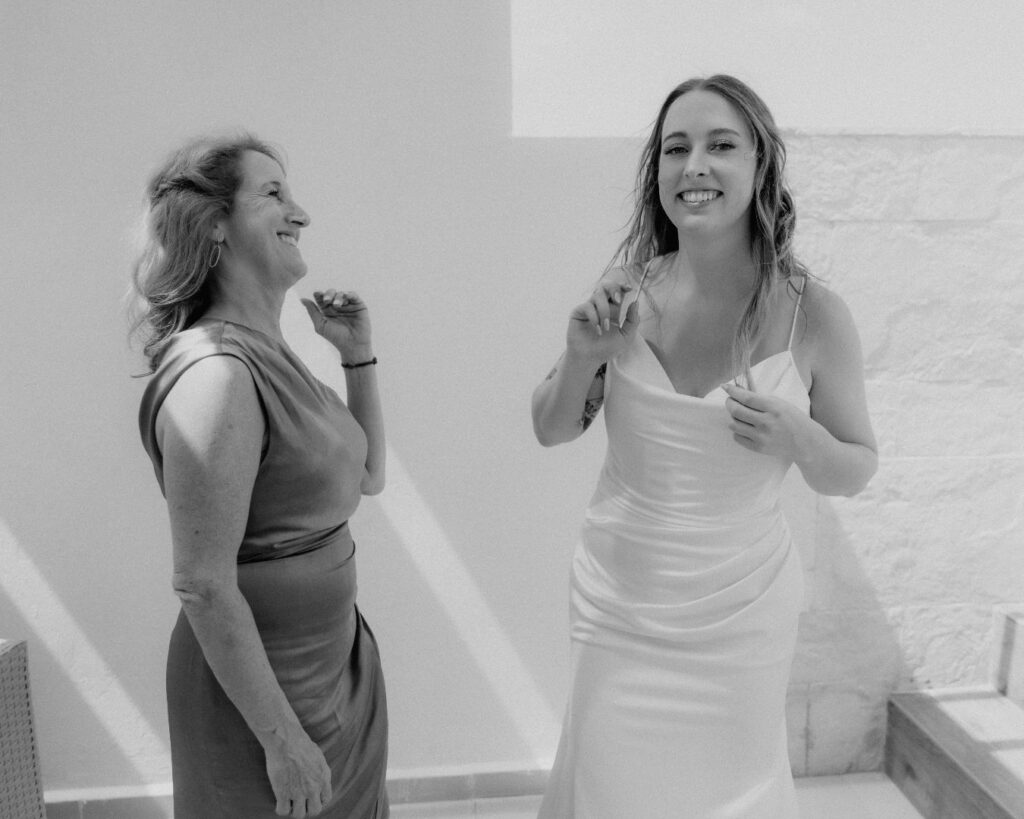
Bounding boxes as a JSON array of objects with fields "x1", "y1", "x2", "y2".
[{"x1": 341, "y1": 356, "x2": 378, "y2": 370}]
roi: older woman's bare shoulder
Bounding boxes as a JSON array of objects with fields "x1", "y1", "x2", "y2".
[
  {"x1": 167, "y1": 355, "x2": 256, "y2": 408},
  {"x1": 157, "y1": 355, "x2": 263, "y2": 451}
]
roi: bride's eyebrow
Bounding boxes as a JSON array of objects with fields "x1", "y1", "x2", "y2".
[{"x1": 663, "y1": 127, "x2": 744, "y2": 142}]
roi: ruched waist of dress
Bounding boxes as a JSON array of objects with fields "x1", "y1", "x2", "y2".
[
  {"x1": 570, "y1": 511, "x2": 800, "y2": 651},
  {"x1": 585, "y1": 478, "x2": 784, "y2": 536},
  {"x1": 238, "y1": 520, "x2": 351, "y2": 564},
  {"x1": 236, "y1": 526, "x2": 360, "y2": 663}
]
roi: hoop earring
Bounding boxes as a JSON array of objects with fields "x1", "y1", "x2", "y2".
[{"x1": 207, "y1": 243, "x2": 222, "y2": 269}]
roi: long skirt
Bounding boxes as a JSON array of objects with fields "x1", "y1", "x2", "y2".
[{"x1": 167, "y1": 531, "x2": 388, "y2": 818}]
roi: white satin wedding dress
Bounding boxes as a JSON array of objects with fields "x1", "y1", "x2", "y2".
[{"x1": 540, "y1": 289, "x2": 808, "y2": 819}]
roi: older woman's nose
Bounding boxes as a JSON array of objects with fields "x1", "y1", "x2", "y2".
[{"x1": 289, "y1": 202, "x2": 311, "y2": 227}]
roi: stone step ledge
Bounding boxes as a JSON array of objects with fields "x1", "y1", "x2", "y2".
[
  {"x1": 994, "y1": 606, "x2": 1024, "y2": 709},
  {"x1": 886, "y1": 687, "x2": 1024, "y2": 819}
]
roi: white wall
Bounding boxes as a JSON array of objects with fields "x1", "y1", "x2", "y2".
[
  {"x1": 1, "y1": 0, "x2": 1021, "y2": 796},
  {"x1": 511, "y1": 0, "x2": 1024, "y2": 136}
]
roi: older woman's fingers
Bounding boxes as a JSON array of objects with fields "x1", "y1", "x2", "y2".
[{"x1": 299, "y1": 298, "x2": 328, "y2": 334}]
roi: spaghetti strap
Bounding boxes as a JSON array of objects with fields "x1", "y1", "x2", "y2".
[{"x1": 786, "y1": 276, "x2": 806, "y2": 351}]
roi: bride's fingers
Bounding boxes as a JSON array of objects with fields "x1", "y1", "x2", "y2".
[
  {"x1": 604, "y1": 283, "x2": 632, "y2": 305},
  {"x1": 618, "y1": 298, "x2": 639, "y2": 332}
]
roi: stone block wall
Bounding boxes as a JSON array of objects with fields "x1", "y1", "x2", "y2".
[{"x1": 781, "y1": 135, "x2": 1024, "y2": 775}]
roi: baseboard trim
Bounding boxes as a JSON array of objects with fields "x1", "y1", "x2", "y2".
[
  {"x1": 387, "y1": 767, "x2": 548, "y2": 804},
  {"x1": 43, "y1": 768, "x2": 550, "y2": 815},
  {"x1": 43, "y1": 767, "x2": 907, "y2": 815}
]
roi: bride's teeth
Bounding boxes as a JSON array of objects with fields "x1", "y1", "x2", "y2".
[
  {"x1": 682, "y1": 190, "x2": 719, "y2": 203},
  {"x1": 279, "y1": 234, "x2": 297, "y2": 246}
]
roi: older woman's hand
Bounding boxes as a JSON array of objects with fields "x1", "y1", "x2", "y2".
[
  {"x1": 264, "y1": 728, "x2": 333, "y2": 817},
  {"x1": 301, "y1": 290, "x2": 373, "y2": 362}
]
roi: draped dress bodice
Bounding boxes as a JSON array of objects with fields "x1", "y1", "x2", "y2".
[
  {"x1": 541, "y1": 307, "x2": 811, "y2": 818},
  {"x1": 572, "y1": 332, "x2": 810, "y2": 651}
]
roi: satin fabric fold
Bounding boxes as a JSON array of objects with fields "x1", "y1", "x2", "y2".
[{"x1": 540, "y1": 332, "x2": 809, "y2": 819}]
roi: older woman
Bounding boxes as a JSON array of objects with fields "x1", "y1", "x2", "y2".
[
  {"x1": 532, "y1": 76, "x2": 877, "y2": 817},
  {"x1": 132, "y1": 135, "x2": 388, "y2": 818}
]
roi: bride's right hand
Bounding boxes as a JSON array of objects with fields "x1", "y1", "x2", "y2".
[{"x1": 566, "y1": 282, "x2": 640, "y2": 363}]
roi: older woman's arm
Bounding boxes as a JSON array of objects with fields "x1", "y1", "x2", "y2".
[
  {"x1": 157, "y1": 355, "x2": 332, "y2": 816},
  {"x1": 340, "y1": 346, "x2": 385, "y2": 495},
  {"x1": 302, "y1": 291, "x2": 385, "y2": 495}
]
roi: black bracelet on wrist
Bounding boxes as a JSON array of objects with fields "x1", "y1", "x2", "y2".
[{"x1": 341, "y1": 356, "x2": 378, "y2": 370}]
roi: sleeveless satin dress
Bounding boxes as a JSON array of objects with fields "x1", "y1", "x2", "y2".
[
  {"x1": 540, "y1": 295, "x2": 809, "y2": 818},
  {"x1": 139, "y1": 319, "x2": 388, "y2": 818}
]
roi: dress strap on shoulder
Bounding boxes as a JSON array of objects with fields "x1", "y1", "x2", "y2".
[{"x1": 786, "y1": 275, "x2": 807, "y2": 351}]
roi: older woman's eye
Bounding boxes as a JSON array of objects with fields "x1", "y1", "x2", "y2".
[
  {"x1": 710, "y1": 141, "x2": 736, "y2": 152},
  {"x1": 663, "y1": 144, "x2": 688, "y2": 155}
]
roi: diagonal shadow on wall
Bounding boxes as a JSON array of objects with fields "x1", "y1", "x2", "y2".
[{"x1": 0, "y1": 516, "x2": 171, "y2": 792}]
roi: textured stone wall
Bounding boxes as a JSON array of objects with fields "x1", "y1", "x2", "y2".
[{"x1": 781, "y1": 135, "x2": 1024, "y2": 774}]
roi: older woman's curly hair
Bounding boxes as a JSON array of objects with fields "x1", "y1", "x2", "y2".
[{"x1": 128, "y1": 133, "x2": 281, "y2": 372}]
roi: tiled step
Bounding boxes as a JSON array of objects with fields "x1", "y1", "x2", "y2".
[
  {"x1": 886, "y1": 687, "x2": 1024, "y2": 819},
  {"x1": 994, "y1": 606, "x2": 1024, "y2": 710}
]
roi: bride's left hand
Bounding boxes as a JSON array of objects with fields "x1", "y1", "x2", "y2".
[
  {"x1": 722, "y1": 383, "x2": 812, "y2": 460},
  {"x1": 301, "y1": 289, "x2": 372, "y2": 358}
]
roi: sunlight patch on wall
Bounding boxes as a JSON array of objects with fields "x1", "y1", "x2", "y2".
[
  {"x1": 511, "y1": 0, "x2": 1024, "y2": 137},
  {"x1": 0, "y1": 518, "x2": 169, "y2": 781},
  {"x1": 282, "y1": 313, "x2": 561, "y2": 762},
  {"x1": 376, "y1": 445, "x2": 559, "y2": 760}
]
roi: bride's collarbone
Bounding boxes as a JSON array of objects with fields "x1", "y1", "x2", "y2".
[
  {"x1": 641, "y1": 317, "x2": 793, "y2": 396},
  {"x1": 643, "y1": 333, "x2": 736, "y2": 397}
]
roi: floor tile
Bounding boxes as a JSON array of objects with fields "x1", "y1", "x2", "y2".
[
  {"x1": 388, "y1": 773, "x2": 924, "y2": 818},
  {"x1": 390, "y1": 799, "x2": 474, "y2": 818},
  {"x1": 473, "y1": 795, "x2": 543, "y2": 817},
  {"x1": 795, "y1": 773, "x2": 923, "y2": 818}
]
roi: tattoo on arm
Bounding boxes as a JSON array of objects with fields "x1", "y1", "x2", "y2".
[{"x1": 580, "y1": 363, "x2": 607, "y2": 431}]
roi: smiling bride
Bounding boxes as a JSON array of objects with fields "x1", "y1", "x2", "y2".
[{"x1": 532, "y1": 75, "x2": 878, "y2": 819}]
